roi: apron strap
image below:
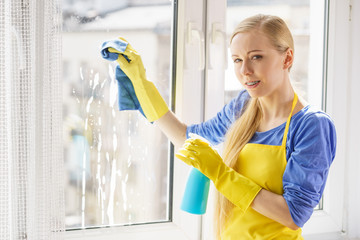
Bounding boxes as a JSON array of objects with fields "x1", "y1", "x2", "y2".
[{"x1": 281, "y1": 93, "x2": 298, "y2": 147}]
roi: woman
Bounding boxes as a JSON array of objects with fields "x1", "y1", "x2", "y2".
[
  {"x1": 105, "y1": 14, "x2": 336, "y2": 239},
  {"x1": 175, "y1": 14, "x2": 336, "y2": 239}
]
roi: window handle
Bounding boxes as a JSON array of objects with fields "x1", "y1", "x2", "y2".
[
  {"x1": 209, "y1": 22, "x2": 228, "y2": 70},
  {"x1": 186, "y1": 22, "x2": 205, "y2": 70}
]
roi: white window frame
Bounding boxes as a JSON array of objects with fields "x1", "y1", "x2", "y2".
[
  {"x1": 64, "y1": 0, "x2": 206, "y2": 239},
  {"x1": 303, "y1": 0, "x2": 360, "y2": 239},
  {"x1": 302, "y1": 0, "x2": 345, "y2": 236}
]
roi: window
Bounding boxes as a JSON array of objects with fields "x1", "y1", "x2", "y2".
[
  {"x1": 63, "y1": 0, "x2": 203, "y2": 238},
  {"x1": 62, "y1": 0, "x2": 346, "y2": 239},
  {"x1": 62, "y1": 0, "x2": 173, "y2": 230}
]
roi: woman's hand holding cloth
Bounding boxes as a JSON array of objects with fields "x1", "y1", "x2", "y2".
[{"x1": 104, "y1": 37, "x2": 169, "y2": 122}]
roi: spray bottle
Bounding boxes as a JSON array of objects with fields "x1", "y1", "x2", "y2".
[
  {"x1": 181, "y1": 168, "x2": 210, "y2": 214},
  {"x1": 180, "y1": 133, "x2": 211, "y2": 214}
]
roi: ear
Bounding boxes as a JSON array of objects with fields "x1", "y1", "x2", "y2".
[{"x1": 283, "y1": 48, "x2": 294, "y2": 71}]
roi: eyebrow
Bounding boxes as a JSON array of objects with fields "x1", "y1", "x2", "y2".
[{"x1": 231, "y1": 49, "x2": 263, "y2": 57}]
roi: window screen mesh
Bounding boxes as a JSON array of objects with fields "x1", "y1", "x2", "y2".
[{"x1": 0, "y1": 0, "x2": 64, "y2": 239}]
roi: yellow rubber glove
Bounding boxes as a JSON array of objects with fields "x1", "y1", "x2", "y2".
[
  {"x1": 108, "y1": 37, "x2": 169, "y2": 122},
  {"x1": 176, "y1": 135, "x2": 262, "y2": 215}
]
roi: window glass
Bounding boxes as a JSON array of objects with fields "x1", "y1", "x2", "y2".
[{"x1": 62, "y1": 0, "x2": 173, "y2": 229}]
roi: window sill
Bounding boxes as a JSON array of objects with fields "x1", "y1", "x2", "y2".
[{"x1": 64, "y1": 222, "x2": 191, "y2": 240}]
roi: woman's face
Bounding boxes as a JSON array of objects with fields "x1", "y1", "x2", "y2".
[{"x1": 230, "y1": 30, "x2": 292, "y2": 98}]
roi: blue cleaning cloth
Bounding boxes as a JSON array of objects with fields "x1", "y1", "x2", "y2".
[
  {"x1": 100, "y1": 39, "x2": 146, "y2": 118},
  {"x1": 101, "y1": 39, "x2": 128, "y2": 61},
  {"x1": 115, "y1": 66, "x2": 146, "y2": 117}
]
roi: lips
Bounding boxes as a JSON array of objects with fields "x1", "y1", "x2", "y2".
[{"x1": 245, "y1": 80, "x2": 260, "y2": 88}]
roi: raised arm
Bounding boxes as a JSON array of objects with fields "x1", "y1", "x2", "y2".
[
  {"x1": 101, "y1": 37, "x2": 188, "y2": 148},
  {"x1": 155, "y1": 111, "x2": 187, "y2": 148}
]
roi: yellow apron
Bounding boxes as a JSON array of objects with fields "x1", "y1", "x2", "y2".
[{"x1": 221, "y1": 94, "x2": 303, "y2": 240}]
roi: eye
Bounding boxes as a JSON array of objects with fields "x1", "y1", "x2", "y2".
[
  {"x1": 251, "y1": 55, "x2": 262, "y2": 60},
  {"x1": 233, "y1": 58, "x2": 242, "y2": 63}
]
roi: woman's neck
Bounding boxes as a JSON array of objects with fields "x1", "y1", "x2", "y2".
[{"x1": 258, "y1": 87, "x2": 295, "y2": 122}]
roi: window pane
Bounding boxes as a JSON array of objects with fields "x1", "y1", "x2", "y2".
[
  {"x1": 225, "y1": 0, "x2": 326, "y2": 209},
  {"x1": 62, "y1": 0, "x2": 173, "y2": 229}
]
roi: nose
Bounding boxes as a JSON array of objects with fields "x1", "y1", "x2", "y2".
[{"x1": 240, "y1": 60, "x2": 253, "y2": 76}]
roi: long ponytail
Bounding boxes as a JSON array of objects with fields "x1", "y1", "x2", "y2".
[{"x1": 215, "y1": 98, "x2": 262, "y2": 238}]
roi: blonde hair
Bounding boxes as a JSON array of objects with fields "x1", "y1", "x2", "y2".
[{"x1": 215, "y1": 14, "x2": 294, "y2": 239}]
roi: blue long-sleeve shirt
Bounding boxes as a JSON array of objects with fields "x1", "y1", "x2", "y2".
[{"x1": 186, "y1": 89, "x2": 337, "y2": 227}]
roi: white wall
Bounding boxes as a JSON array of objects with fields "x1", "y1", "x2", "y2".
[{"x1": 344, "y1": 0, "x2": 360, "y2": 238}]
